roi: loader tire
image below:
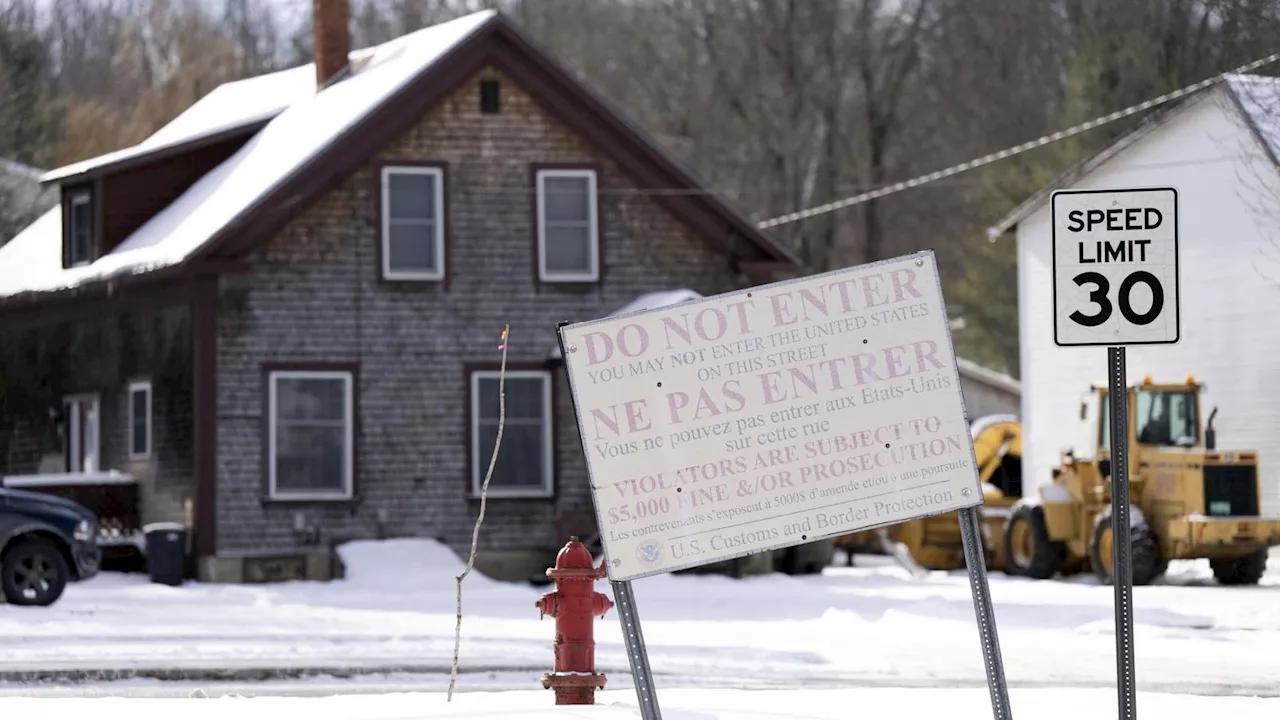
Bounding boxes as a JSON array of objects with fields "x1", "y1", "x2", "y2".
[
  {"x1": 1003, "y1": 503, "x2": 1063, "y2": 579},
  {"x1": 1090, "y1": 507, "x2": 1162, "y2": 586},
  {"x1": 1211, "y1": 550, "x2": 1268, "y2": 586}
]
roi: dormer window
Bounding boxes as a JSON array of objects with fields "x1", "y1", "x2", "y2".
[{"x1": 65, "y1": 189, "x2": 94, "y2": 267}]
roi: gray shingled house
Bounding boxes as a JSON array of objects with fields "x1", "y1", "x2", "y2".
[{"x1": 0, "y1": 6, "x2": 800, "y2": 582}]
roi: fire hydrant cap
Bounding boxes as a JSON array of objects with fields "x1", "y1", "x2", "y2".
[{"x1": 555, "y1": 539, "x2": 595, "y2": 570}]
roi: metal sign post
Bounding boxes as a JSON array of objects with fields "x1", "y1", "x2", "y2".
[
  {"x1": 556, "y1": 321, "x2": 664, "y2": 720},
  {"x1": 611, "y1": 578, "x2": 662, "y2": 720},
  {"x1": 1052, "y1": 187, "x2": 1181, "y2": 720},
  {"x1": 958, "y1": 506, "x2": 1012, "y2": 720},
  {"x1": 1106, "y1": 347, "x2": 1136, "y2": 719}
]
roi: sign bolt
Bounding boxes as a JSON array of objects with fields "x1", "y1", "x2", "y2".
[
  {"x1": 962, "y1": 487, "x2": 972, "y2": 497},
  {"x1": 568, "y1": 344, "x2": 578, "y2": 353},
  {"x1": 916, "y1": 259, "x2": 923, "y2": 266}
]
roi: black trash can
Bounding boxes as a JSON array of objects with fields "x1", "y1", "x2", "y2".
[{"x1": 144, "y1": 522, "x2": 187, "y2": 586}]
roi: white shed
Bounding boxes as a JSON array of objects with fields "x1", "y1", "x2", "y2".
[{"x1": 988, "y1": 74, "x2": 1280, "y2": 514}]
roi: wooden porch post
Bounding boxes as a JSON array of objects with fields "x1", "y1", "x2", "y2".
[{"x1": 191, "y1": 276, "x2": 218, "y2": 560}]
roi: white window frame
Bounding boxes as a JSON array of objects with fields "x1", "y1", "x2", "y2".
[
  {"x1": 67, "y1": 191, "x2": 92, "y2": 267},
  {"x1": 536, "y1": 168, "x2": 599, "y2": 282},
  {"x1": 62, "y1": 394, "x2": 101, "y2": 474},
  {"x1": 469, "y1": 369, "x2": 554, "y2": 498},
  {"x1": 267, "y1": 370, "x2": 355, "y2": 501},
  {"x1": 380, "y1": 165, "x2": 446, "y2": 281},
  {"x1": 127, "y1": 380, "x2": 152, "y2": 460}
]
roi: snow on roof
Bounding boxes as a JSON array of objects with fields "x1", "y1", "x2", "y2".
[
  {"x1": 38, "y1": 67, "x2": 317, "y2": 184},
  {"x1": 144, "y1": 65, "x2": 319, "y2": 148},
  {"x1": 955, "y1": 357, "x2": 1020, "y2": 395},
  {"x1": 0, "y1": 10, "x2": 497, "y2": 300},
  {"x1": 1224, "y1": 73, "x2": 1280, "y2": 161},
  {"x1": 548, "y1": 289, "x2": 703, "y2": 359},
  {"x1": 611, "y1": 288, "x2": 704, "y2": 316},
  {"x1": 0, "y1": 207, "x2": 68, "y2": 296},
  {"x1": 40, "y1": 62, "x2": 341, "y2": 184}
]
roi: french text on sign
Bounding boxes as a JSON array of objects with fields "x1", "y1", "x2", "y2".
[
  {"x1": 558, "y1": 250, "x2": 983, "y2": 582},
  {"x1": 1051, "y1": 187, "x2": 1180, "y2": 347}
]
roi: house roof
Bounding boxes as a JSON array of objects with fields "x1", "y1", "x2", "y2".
[
  {"x1": 954, "y1": 357, "x2": 1020, "y2": 396},
  {"x1": 38, "y1": 63, "x2": 321, "y2": 185},
  {"x1": 985, "y1": 74, "x2": 1280, "y2": 238},
  {"x1": 0, "y1": 10, "x2": 798, "y2": 308}
]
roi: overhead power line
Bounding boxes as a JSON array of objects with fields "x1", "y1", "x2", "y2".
[{"x1": 754, "y1": 52, "x2": 1280, "y2": 231}]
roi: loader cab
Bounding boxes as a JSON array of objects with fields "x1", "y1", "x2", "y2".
[{"x1": 1096, "y1": 377, "x2": 1204, "y2": 477}]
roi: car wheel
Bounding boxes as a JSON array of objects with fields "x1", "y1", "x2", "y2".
[{"x1": 1, "y1": 539, "x2": 70, "y2": 607}]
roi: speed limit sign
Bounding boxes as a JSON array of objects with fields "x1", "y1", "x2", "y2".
[{"x1": 1051, "y1": 187, "x2": 1180, "y2": 346}]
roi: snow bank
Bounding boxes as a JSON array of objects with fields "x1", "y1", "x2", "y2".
[
  {"x1": 335, "y1": 538, "x2": 504, "y2": 592},
  {"x1": 1, "y1": 542, "x2": 1276, "y2": 692}
]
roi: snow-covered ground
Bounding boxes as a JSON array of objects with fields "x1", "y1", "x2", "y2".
[
  {"x1": 1, "y1": 539, "x2": 1278, "y2": 699},
  {"x1": 2, "y1": 687, "x2": 1279, "y2": 720}
]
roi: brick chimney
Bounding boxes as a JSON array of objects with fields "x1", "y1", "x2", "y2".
[{"x1": 312, "y1": 0, "x2": 351, "y2": 87}]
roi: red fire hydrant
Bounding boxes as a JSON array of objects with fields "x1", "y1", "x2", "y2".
[{"x1": 535, "y1": 536, "x2": 614, "y2": 704}]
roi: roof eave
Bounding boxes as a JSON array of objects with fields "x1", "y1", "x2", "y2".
[
  {"x1": 190, "y1": 16, "x2": 506, "y2": 263},
  {"x1": 38, "y1": 117, "x2": 274, "y2": 187},
  {"x1": 956, "y1": 357, "x2": 1020, "y2": 395},
  {"x1": 984, "y1": 88, "x2": 1220, "y2": 240},
  {"x1": 193, "y1": 13, "x2": 801, "y2": 269},
  {"x1": 0, "y1": 260, "x2": 246, "y2": 330}
]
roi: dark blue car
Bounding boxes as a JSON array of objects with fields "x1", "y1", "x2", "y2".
[{"x1": 0, "y1": 487, "x2": 102, "y2": 606}]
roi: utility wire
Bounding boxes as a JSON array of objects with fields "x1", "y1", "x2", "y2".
[
  {"x1": 754, "y1": 52, "x2": 1280, "y2": 231},
  {"x1": 399, "y1": 152, "x2": 1271, "y2": 198}
]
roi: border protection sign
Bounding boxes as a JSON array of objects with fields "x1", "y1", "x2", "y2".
[
  {"x1": 558, "y1": 250, "x2": 984, "y2": 581},
  {"x1": 1051, "y1": 187, "x2": 1180, "y2": 346}
]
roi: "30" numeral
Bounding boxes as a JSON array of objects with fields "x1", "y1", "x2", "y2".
[{"x1": 1069, "y1": 271, "x2": 1165, "y2": 327}]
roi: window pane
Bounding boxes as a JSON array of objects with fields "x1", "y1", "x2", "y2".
[
  {"x1": 542, "y1": 176, "x2": 589, "y2": 222},
  {"x1": 477, "y1": 376, "x2": 546, "y2": 421},
  {"x1": 1135, "y1": 390, "x2": 1197, "y2": 447},
  {"x1": 70, "y1": 198, "x2": 92, "y2": 263},
  {"x1": 388, "y1": 172, "x2": 436, "y2": 221},
  {"x1": 275, "y1": 425, "x2": 346, "y2": 492},
  {"x1": 276, "y1": 377, "x2": 346, "y2": 422},
  {"x1": 130, "y1": 389, "x2": 148, "y2": 455},
  {"x1": 387, "y1": 223, "x2": 438, "y2": 272},
  {"x1": 543, "y1": 226, "x2": 591, "y2": 274},
  {"x1": 478, "y1": 423, "x2": 546, "y2": 489}
]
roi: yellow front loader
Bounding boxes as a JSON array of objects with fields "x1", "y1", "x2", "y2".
[
  {"x1": 1005, "y1": 376, "x2": 1280, "y2": 585},
  {"x1": 833, "y1": 414, "x2": 1023, "y2": 573}
]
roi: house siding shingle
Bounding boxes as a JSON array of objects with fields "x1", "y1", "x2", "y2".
[{"x1": 213, "y1": 69, "x2": 744, "y2": 561}]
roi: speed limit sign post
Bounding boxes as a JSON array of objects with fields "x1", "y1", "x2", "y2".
[{"x1": 1051, "y1": 186, "x2": 1180, "y2": 720}]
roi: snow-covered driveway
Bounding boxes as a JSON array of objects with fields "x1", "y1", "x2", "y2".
[{"x1": 1, "y1": 540, "x2": 1277, "y2": 695}]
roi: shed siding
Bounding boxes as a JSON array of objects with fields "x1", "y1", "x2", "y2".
[{"x1": 960, "y1": 377, "x2": 1019, "y2": 420}]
